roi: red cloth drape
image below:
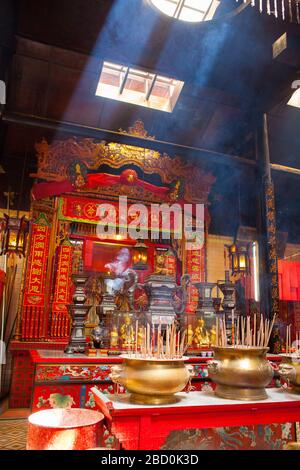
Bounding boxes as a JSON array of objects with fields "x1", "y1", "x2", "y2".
[
  {"x1": 278, "y1": 260, "x2": 300, "y2": 301},
  {"x1": 32, "y1": 171, "x2": 170, "y2": 201}
]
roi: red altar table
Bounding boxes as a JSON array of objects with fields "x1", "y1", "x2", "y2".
[
  {"x1": 27, "y1": 350, "x2": 283, "y2": 412},
  {"x1": 92, "y1": 388, "x2": 300, "y2": 450},
  {"x1": 7, "y1": 348, "x2": 283, "y2": 410},
  {"x1": 27, "y1": 350, "x2": 219, "y2": 412}
]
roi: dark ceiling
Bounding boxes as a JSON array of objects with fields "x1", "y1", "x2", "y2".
[{"x1": 0, "y1": 0, "x2": 300, "y2": 239}]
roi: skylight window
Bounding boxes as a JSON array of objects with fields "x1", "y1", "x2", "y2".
[
  {"x1": 95, "y1": 62, "x2": 184, "y2": 113},
  {"x1": 150, "y1": 0, "x2": 220, "y2": 22}
]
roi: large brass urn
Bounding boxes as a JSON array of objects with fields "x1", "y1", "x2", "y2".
[
  {"x1": 110, "y1": 356, "x2": 194, "y2": 405},
  {"x1": 208, "y1": 346, "x2": 273, "y2": 401}
]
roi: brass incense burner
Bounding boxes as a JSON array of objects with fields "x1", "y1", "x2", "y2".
[
  {"x1": 278, "y1": 355, "x2": 300, "y2": 393},
  {"x1": 110, "y1": 356, "x2": 194, "y2": 405},
  {"x1": 208, "y1": 346, "x2": 273, "y2": 401}
]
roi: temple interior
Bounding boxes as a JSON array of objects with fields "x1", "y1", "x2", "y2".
[{"x1": 1, "y1": 0, "x2": 300, "y2": 452}]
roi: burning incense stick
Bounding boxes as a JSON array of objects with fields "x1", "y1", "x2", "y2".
[
  {"x1": 214, "y1": 314, "x2": 276, "y2": 348},
  {"x1": 131, "y1": 321, "x2": 188, "y2": 360}
]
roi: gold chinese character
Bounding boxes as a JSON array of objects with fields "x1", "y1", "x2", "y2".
[
  {"x1": 32, "y1": 268, "x2": 42, "y2": 276},
  {"x1": 34, "y1": 242, "x2": 45, "y2": 249},
  {"x1": 29, "y1": 285, "x2": 40, "y2": 293},
  {"x1": 36, "y1": 226, "x2": 47, "y2": 233}
]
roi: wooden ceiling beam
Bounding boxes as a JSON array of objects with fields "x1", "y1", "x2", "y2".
[{"x1": 2, "y1": 111, "x2": 257, "y2": 168}]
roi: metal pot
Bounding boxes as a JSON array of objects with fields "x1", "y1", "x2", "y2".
[
  {"x1": 208, "y1": 346, "x2": 273, "y2": 401},
  {"x1": 278, "y1": 355, "x2": 300, "y2": 393},
  {"x1": 110, "y1": 356, "x2": 194, "y2": 405}
]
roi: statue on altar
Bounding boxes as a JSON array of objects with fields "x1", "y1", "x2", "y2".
[
  {"x1": 110, "y1": 326, "x2": 119, "y2": 348},
  {"x1": 187, "y1": 324, "x2": 194, "y2": 346},
  {"x1": 154, "y1": 251, "x2": 168, "y2": 275},
  {"x1": 115, "y1": 269, "x2": 137, "y2": 313},
  {"x1": 210, "y1": 325, "x2": 217, "y2": 346},
  {"x1": 85, "y1": 276, "x2": 102, "y2": 326},
  {"x1": 137, "y1": 326, "x2": 145, "y2": 349},
  {"x1": 120, "y1": 315, "x2": 135, "y2": 348},
  {"x1": 91, "y1": 326, "x2": 102, "y2": 349},
  {"x1": 194, "y1": 318, "x2": 210, "y2": 347}
]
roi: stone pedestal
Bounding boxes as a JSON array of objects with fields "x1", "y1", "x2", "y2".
[
  {"x1": 65, "y1": 273, "x2": 91, "y2": 354},
  {"x1": 140, "y1": 274, "x2": 189, "y2": 325},
  {"x1": 218, "y1": 271, "x2": 236, "y2": 321}
]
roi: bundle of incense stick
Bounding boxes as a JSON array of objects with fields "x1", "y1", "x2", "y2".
[
  {"x1": 286, "y1": 324, "x2": 292, "y2": 354},
  {"x1": 285, "y1": 325, "x2": 300, "y2": 354},
  {"x1": 214, "y1": 314, "x2": 276, "y2": 348},
  {"x1": 130, "y1": 321, "x2": 187, "y2": 359}
]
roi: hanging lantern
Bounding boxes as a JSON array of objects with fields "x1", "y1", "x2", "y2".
[
  {"x1": 132, "y1": 240, "x2": 148, "y2": 271},
  {"x1": 227, "y1": 243, "x2": 250, "y2": 275},
  {"x1": 0, "y1": 214, "x2": 29, "y2": 257}
]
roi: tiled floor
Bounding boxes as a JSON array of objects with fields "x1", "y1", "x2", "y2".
[{"x1": 0, "y1": 419, "x2": 28, "y2": 450}]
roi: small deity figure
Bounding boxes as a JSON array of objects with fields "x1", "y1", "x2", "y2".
[
  {"x1": 120, "y1": 315, "x2": 135, "y2": 347},
  {"x1": 115, "y1": 290, "x2": 131, "y2": 313},
  {"x1": 187, "y1": 324, "x2": 194, "y2": 346},
  {"x1": 194, "y1": 318, "x2": 206, "y2": 348},
  {"x1": 137, "y1": 326, "x2": 145, "y2": 349},
  {"x1": 210, "y1": 325, "x2": 217, "y2": 347},
  {"x1": 202, "y1": 330, "x2": 210, "y2": 346},
  {"x1": 135, "y1": 289, "x2": 149, "y2": 312},
  {"x1": 110, "y1": 326, "x2": 119, "y2": 348},
  {"x1": 91, "y1": 326, "x2": 102, "y2": 349},
  {"x1": 85, "y1": 277, "x2": 102, "y2": 327},
  {"x1": 154, "y1": 252, "x2": 168, "y2": 275}
]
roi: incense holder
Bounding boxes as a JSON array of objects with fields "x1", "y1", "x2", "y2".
[
  {"x1": 208, "y1": 346, "x2": 273, "y2": 401},
  {"x1": 278, "y1": 355, "x2": 300, "y2": 393},
  {"x1": 110, "y1": 356, "x2": 194, "y2": 405}
]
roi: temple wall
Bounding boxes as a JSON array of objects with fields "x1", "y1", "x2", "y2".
[{"x1": 206, "y1": 234, "x2": 233, "y2": 285}]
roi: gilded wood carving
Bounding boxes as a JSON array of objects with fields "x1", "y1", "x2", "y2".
[{"x1": 33, "y1": 132, "x2": 215, "y2": 204}]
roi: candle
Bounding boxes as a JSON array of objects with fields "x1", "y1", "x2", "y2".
[
  {"x1": 157, "y1": 325, "x2": 161, "y2": 357},
  {"x1": 241, "y1": 317, "x2": 245, "y2": 346},
  {"x1": 152, "y1": 323, "x2": 155, "y2": 356},
  {"x1": 166, "y1": 325, "x2": 170, "y2": 358},
  {"x1": 135, "y1": 320, "x2": 138, "y2": 355}
]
